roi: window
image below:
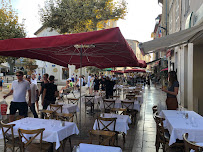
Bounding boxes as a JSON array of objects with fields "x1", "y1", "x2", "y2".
[
  {"x1": 62, "y1": 68, "x2": 69, "y2": 80},
  {"x1": 175, "y1": 0, "x2": 180, "y2": 31}
]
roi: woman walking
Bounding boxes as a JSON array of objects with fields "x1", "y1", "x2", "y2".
[{"x1": 161, "y1": 71, "x2": 179, "y2": 110}]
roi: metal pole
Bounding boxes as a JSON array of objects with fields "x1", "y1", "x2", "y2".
[{"x1": 79, "y1": 46, "x2": 82, "y2": 135}]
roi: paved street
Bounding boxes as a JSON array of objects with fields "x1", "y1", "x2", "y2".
[{"x1": 0, "y1": 83, "x2": 169, "y2": 152}]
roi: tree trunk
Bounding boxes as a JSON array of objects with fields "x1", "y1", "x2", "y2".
[{"x1": 7, "y1": 57, "x2": 16, "y2": 75}]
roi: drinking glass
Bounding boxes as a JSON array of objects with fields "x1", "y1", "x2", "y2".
[
  {"x1": 51, "y1": 120, "x2": 55, "y2": 127},
  {"x1": 191, "y1": 117, "x2": 198, "y2": 127}
]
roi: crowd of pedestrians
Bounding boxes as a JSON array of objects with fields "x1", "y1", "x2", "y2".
[{"x1": 3, "y1": 71, "x2": 59, "y2": 122}]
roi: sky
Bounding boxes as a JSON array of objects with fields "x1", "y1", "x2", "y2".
[{"x1": 10, "y1": 0, "x2": 162, "y2": 42}]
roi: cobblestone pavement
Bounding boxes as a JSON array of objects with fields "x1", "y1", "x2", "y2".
[{"x1": 0, "y1": 84, "x2": 172, "y2": 152}]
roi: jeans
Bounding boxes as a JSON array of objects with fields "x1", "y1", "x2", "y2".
[{"x1": 30, "y1": 103, "x2": 38, "y2": 118}]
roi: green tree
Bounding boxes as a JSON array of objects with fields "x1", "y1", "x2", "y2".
[
  {"x1": 21, "y1": 58, "x2": 38, "y2": 75},
  {"x1": 0, "y1": 1, "x2": 26, "y2": 74},
  {"x1": 86, "y1": 66, "x2": 103, "y2": 74},
  {"x1": 40, "y1": 0, "x2": 127, "y2": 33}
]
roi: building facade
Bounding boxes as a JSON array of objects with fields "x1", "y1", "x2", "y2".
[{"x1": 158, "y1": 0, "x2": 203, "y2": 115}]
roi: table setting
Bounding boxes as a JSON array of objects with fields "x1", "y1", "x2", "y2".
[
  {"x1": 0, "y1": 117, "x2": 79, "y2": 149},
  {"x1": 93, "y1": 113, "x2": 131, "y2": 134},
  {"x1": 159, "y1": 110, "x2": 203, "y2": 146}
]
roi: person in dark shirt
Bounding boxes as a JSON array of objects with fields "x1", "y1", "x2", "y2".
[
  {"x1": 100, "y1": 77, "x2": 106, "y2": 91},
  {"x1": 162, "y1": 71, "x2": 179, "y2": 110},
  {"x1": 105, "y1": 77, "x2": 114, "y2": 99},
  {"x1": 94, "y1": 76, "x2": 100, "y2": 92},
  {"x1": 41, "y1": 75, "x2": 58, "y2": 118}
]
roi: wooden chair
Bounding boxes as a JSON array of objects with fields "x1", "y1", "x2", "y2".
[
  {"x1": 96, "y1": 117, "x2": 118, "y2": 145},
  {"x1": 1, "y1": 121, "x2": 21, "y2": 152},
  {"x1": 109, "y1": 95, "x2": 120, "y2": 100},
  {"x1": 41, "y1": 110, "x2": 55, "y2": 119},
  {"x1": 154, "y1": 114, "x2": 184, "y2": 152},
  {"x1": 121, "y1": 100, "x2": 137, "y2": 124},
  {"x1": 103, "y1": 99, "x2": 115, "y2": 113},
  {"x1": 96, "y1": 117, "x2": 117, "y2": 131},
  {"x1": 67, "y1": 98, "x2": 79, "y2": 105},
  {"x1": 89, "y1": 130, "x2": 116, "y2": 146},
  {"x1": 55, "y1": 113, "x2": 74, "y2": 122},
  {"x1": 110, "y1": 108, "x2": 127, "y2": 115},
  {"x1": 50, "y1": 104, "x2": 63, "y2": 113},
  {"x1": 152, "y1": 105, "x2": 158, "y2": 114},
  {"x1": 54, "y1": 113, "x2": 74, "y2": 152},
  {"x1": 126, "y1": 95, "x2": 137, "y2": 100},
  {"x1": 18, "y1": 128, "x2": 52, "y2": 152},
  {"x1": 84, "y1": 95, "x2": 95, "y2": 115},
  {"x1": 183, "y1": 133, "x2": 203, "y2": 152},
  {"x1": 61, "y1": 88, "x2": 76, "y2": 102}
]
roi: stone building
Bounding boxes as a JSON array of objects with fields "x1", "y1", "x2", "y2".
[{"x1": 156, "y1": 0, "x2": 203, "y2": 114}]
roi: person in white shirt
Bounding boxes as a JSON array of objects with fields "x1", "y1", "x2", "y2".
[
  {"x1": 26, "y1": 75, "x2": 39, "y2": 118},
  {"x1": 87, "y1": 74, "x2": 91, "y2": 93},
  {"x1": 31, "y1": 73, "x2": 37, "y2": 85},
  {"x1": 3, "y1": 71, "x2": 31, "y2": 122}
]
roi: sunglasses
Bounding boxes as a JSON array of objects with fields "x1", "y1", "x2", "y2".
[{"x1": 16, "y1": 75, "x2": 22, "y2": 76}]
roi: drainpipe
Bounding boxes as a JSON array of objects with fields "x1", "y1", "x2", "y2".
[{"x1": 166, "y1": 0, "x2": 168, "y2": 35}]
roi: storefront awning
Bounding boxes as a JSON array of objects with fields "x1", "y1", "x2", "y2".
[{"x1": 139, "y1": 22, "x2": 203, "y2": 55}]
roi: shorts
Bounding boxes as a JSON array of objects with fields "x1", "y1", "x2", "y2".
[{"x1": 10, "y1": 102, "x2": 28, "y2": 117}]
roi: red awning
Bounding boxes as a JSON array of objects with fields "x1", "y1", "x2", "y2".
[
  {"x1": 138, "y1": 60, "x2": 147, "y2": 68},
  {"x1": 160, "y1": 68, "x2": 168, "y2": 72},
  {"x1": 124, "y1": 68, "x2": 146, "y2": 73},
  {"x1": 111, "y1": 70, "x2": 124, "y2": 74},
  {"x1": 0, "y1": 27, "x2": 143, "y2": 68}
]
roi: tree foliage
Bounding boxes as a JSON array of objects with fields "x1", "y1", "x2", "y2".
[
  {"x1": 0, "y1": 1, "x2": 26, "y2": 72},
  {"x1": 86, "y1": 66, "x2": 103, "y2": 74},
  {"x1": 40, "y1": 0, "x2": 127, "y2": 33}
]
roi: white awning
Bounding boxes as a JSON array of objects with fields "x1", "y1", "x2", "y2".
[{"x1": 139, "y1": 22, "x2": 203, "y2": 55}]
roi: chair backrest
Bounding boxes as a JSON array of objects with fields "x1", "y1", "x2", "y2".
[
  {"x1": 183, "y1": 133, "x2": 203, "y2": 152},
  {"x1": 41, "y1": 110, "x2": 55, "y2": 119},
  {"x1": 18, "y1": 128, "x2": 45, "y2": 152},
  {"x1": 110, "y1": 108, "x2": 127, "y2": 115},
  {"x1": 63, "y1": 88, "x2": 71, "y2": 94},
  {"x1": 126, "y1": 95, "x2": 137, "y2": 100},
  {"x1": 85, "y1": 95, "x2": 95, "y2": 106},
  {"x1": 121, "y1": 101, "x2": 134, "y2": 110},
  {"x1": 152, "y1": 105, "x2": 158, "y2": 114},
  {"x1": 154, "y1": 114, "x2": 166, "y2": 144},
  {"x1": 50, "y1": 104, "x2": 63, "y2": 113},
  {"x1": 1, "y1": 120, "x2": 16, "y2": 148},
  {"x1": 96, "y1": 117, "x2": 117, "y2": 131},
  {"x1": 109, "y1": 95, "x2": 120, "y2": 99},
  {"x1": 103, "y1": 99, "x2": 115, "y2": 110},
  {"x1": 67, "y1": 98, "x2": 79, "y2": 105},
  {"x1": 55, "y1": 113, "x2": 74, "y2": 122},
  {"x1": 89, "y1": 130, "x2": 116, "y2": 146}
]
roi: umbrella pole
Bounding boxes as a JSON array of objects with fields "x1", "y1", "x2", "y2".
[{"x1": 79, "y1": 47, "x2": 82, "y2": 136}]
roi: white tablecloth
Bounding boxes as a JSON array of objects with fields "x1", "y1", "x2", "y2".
[
  {"x1": 93, "y1": 113, "x2": 131, "y2": 134},
  {"x1": 47, "y1": 103, "x2": 79, "y2": 114},
  {"x1": 160, "y1": 110, "x2": 203, "y2": 145},
  {"x1": 0, "y1": 118, "x2": 79, "y2": 149},
  {"x1": 78, "y1": 143, "x2": 122, "y2": 152},
  {"x1": 100, "y1": 99, "x2": 141, "y2": 111}
]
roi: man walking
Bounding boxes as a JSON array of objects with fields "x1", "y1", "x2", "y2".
[
  {"x1": 26, "y1": 75, "x2": 39, "y2": 118},
  {"x1": 41, "y1": 75, "x2": 58, "y2": 118},
  {"x1": 3, "y1": 71, "x2": 31, "y2": 122}
]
